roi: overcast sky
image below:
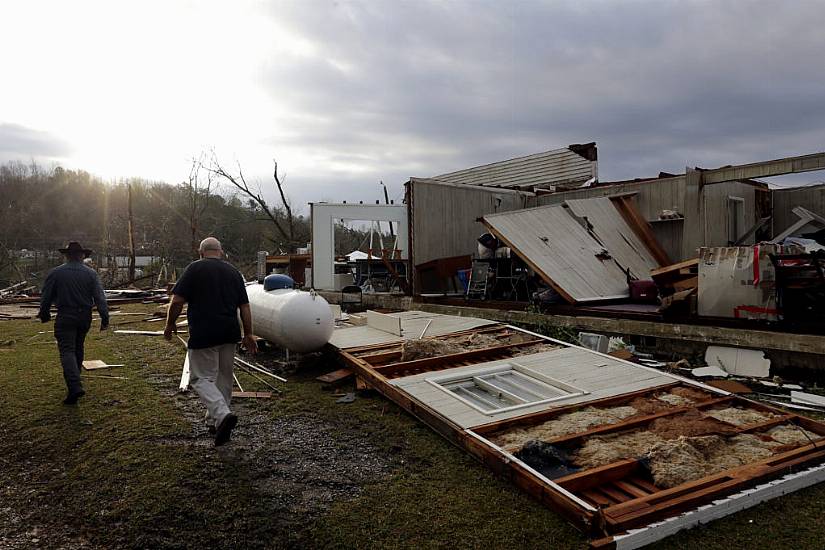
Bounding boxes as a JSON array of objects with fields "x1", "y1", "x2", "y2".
[{"x1": 2, "y1": 0, "x2": 824, "y2": 212}]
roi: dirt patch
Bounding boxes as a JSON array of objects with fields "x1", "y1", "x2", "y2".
[
  {"x1": 491, "y1": 405, "x2": 639, "y2": 451},
  {"x1": 705, "y1": 407, "x2": 777, "y2": 427},
  {"x1": 162, "y1": 350, "x2": 392, "y2": 526},
  {"x1": 238, "y1": 414, "x2": 391, "y2": 523},
  {"x1": 573, "y1": 430, "x2": 664, "y2": 469},
  {"x1": 650, "y1": 409, "x2": 738, "y2": 439}
]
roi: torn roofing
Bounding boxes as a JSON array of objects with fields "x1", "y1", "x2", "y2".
[
  {"x1": 482, "y1": 196, "x2": 661, "y2": 303},
  {"x1": 427, "y1": 143, "x2": 598, "y2": 191}
]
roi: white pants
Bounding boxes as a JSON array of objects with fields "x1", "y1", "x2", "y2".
[{"x1": 188, "y1": 343, "x2": 236, "y2": 427}]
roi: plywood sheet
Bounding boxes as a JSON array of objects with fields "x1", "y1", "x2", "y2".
[
  {"x1": 565, "y1": 197, "x2": 660, "y2": 279},
  {"x1": 483, "y1": 204, "x2": 631, "y2": 303},
  {"x1": 329, "y1": 311, "x2": 497, "y2": 350}
]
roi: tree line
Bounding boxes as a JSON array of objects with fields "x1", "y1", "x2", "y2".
[{"x1": 0, "y1": 160, "x2": 383, "y2": 287}]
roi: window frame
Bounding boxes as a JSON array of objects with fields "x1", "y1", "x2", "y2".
[{"x1": 425, "y1": 362, "x2": 588, "y2": 416}]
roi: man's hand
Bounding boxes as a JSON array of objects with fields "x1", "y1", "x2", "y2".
[
  {"x1": 163, "y1": 323, "x2": 177, "y2": 341},
  {"x1": 100, "y1": 321, "x2": 109, "y2": 332},
  {"x1": 242, "y1": 334, "x2": 258, "y2": 355},
  {"x1": 38, "y1": 313, "x2": 50, "y2": 323}
]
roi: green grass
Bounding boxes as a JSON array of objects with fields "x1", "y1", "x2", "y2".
[{"x1": 2, "y1": 306, "x2": 825, "y2": 549}]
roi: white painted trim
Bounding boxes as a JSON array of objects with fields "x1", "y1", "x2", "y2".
[
  {"x1": 612, "y1": 463, "x2": 825, "y2": 549},
  {"x1": 425, "y1": 362, "x2": 588, "y2": 416},
  {"x1": 310, "y1": 203, "x2": 408, "y2": 291}
]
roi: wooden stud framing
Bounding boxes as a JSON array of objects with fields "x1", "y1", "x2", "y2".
[{"x1": 332, "y1": 323, "x2": 825, "y2": 545}]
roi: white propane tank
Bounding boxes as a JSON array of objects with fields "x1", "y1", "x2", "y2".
[{"x1": 246, "y1": 283, "x2": 334, "y2": 352}]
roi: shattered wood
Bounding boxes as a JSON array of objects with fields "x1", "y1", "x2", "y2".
[{"x1": 330, "y1": 316, "x2": 825, "y2": 547}]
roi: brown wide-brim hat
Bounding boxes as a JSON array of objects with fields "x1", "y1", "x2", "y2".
[{"x1": 58, "y1": 241, "x2": 93, "y2": 256}]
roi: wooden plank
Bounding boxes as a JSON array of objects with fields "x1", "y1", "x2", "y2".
[
  {"x1": 555, "y1": 459, "x2": 641, "y2": 493},
  {"x1": 231, "y1": 391, "x2": 272, "y2": 398},
  {"x1": 614, "y1": 480, "x2": 651, "y2": 499},
  {"x1": 581, "y1": 489, "x2": 613, "y2": 508},
  {"x1": 603, "y1": 439, "x2": 825, "y2": 530},
  {"x1": 650, "y1": 258, "x2": 699, "y2": 278},
  {"x1": 316, "y1": 368, "x2": 354, "y2": 384},
  {"x1": 566, "y1": 197, "x2": 662, "y2": 278},
  {"x1": 600, "y1": 485, "x2": 633, "y2": 504},
  {"x1": 374, "y1": 339, "x2": 545, "y2": 378},
  {"x1": 610, "y1": 194, "x2": 672, "y2": 266},
  {"x1": 82, "y1": 360, "x2": 124, "y2": 370},
  {"x1": 542, "y1": 396, "x2": 733, "y2": 448}
]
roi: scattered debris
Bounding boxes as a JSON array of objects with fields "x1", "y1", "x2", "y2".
[
  {"x1": 790, "y1": 390, "x2": 825, "y2": 408},
  {"x1": 514, "y1": 440, "x2": 578, "y2": 478},
  {"x1": 579, "y1": 332, "x2": 609, "y2": 353},
  {"x1": 692, "y1": 366, "x2": 729, "y2": 378},
  {"x1": 705, "y1": 346, "x2": 770, "y2": 378},
  {"x1": 82, "y1": 360, "x2": 125, "y2": 370},
  {"x1": 317, "y1": 368, "x2": 354, "y2": 384},
  {"x1": 336, "y1": 392, "x2": 357, "y2": 404},
  {"x1": 231, "y1": 391, "x2": 272, "y2": 399}
]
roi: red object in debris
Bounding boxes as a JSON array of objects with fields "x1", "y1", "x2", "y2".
[{"x1": 629, "y1": 280, "x2": 659, "y2": 303}]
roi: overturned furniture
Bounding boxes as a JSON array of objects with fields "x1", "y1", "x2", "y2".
[{"x1": 331, "y1": 312, "x2": 825, "y2": 548}]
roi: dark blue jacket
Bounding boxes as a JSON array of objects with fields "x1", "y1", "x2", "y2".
[{"x1": 39, "y1": 261, "x2": 109, "y2": 323}]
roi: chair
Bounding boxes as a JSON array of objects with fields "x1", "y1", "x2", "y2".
[{"x1": 340, "y1": 285, "x2": 363, "y2": 313}]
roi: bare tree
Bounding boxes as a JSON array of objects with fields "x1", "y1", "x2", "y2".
[
  {"x1": 204, "y1": 152, "x2": 301, "y2": 252},
  {"x1": 183, "y1": 156, "x2": 213, "y2": 258}
]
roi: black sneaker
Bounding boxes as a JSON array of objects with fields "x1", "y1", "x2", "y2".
[
  {"x1": 214, "y1": 414, "x2": 237, "y2": 446},
  {"x1": 63, "y1": 390, "x2": 86, "y2": 405}
]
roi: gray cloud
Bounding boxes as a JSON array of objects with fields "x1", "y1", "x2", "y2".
[
  {"x1": 254, "y1": 0, "x2": 825, "y2": 205},
  {"x1": 0, "y1": 122, "x2": 71, "y2": 159}
]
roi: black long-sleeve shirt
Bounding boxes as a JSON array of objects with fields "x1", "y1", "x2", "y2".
[{"x1": 39, "y1": 260, "x2": 109, "y2": 323}]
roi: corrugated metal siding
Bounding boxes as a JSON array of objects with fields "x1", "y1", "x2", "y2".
[
  {"x1": 773, "y1": 184, "x2": 825, "y2": 236},
  {"x1": 483, "y1": 204, "x2": 632, "y2": 302},
  {"x1": 410, "y1": 179, "x2": 531, "y2": 268},
  {"x1": 533, "y1": 177, "x2": 686, "y2": 221},
  {"x1": 565, "y1": 197, "x2": 661, "y2": 276},
  {"x1": 433, "y1": 147, "x2": 596, "y2": 189},
  {"x1": 650, "y1": 220, "x2": 684, "y2": 261}
]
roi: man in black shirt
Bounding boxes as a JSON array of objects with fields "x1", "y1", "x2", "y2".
[
  {"x1": 164, "y1": 237, "x2": 257, "y2": 446},
  {"x1": 38, "y1": 241, "x2": 110, "y2": 404}
]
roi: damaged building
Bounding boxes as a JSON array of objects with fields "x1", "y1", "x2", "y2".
[{"x1": 302, "y1": 143, "x2": 825, "y2": 548}]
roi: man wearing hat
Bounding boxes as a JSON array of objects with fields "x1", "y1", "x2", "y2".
[{"x1": 38, "y1": 242, "x2": 110, "y2": 404}]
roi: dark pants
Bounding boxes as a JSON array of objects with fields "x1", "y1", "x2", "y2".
[{"x1": 54, "y1": 310, "x2": 92, "y2": 395}]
